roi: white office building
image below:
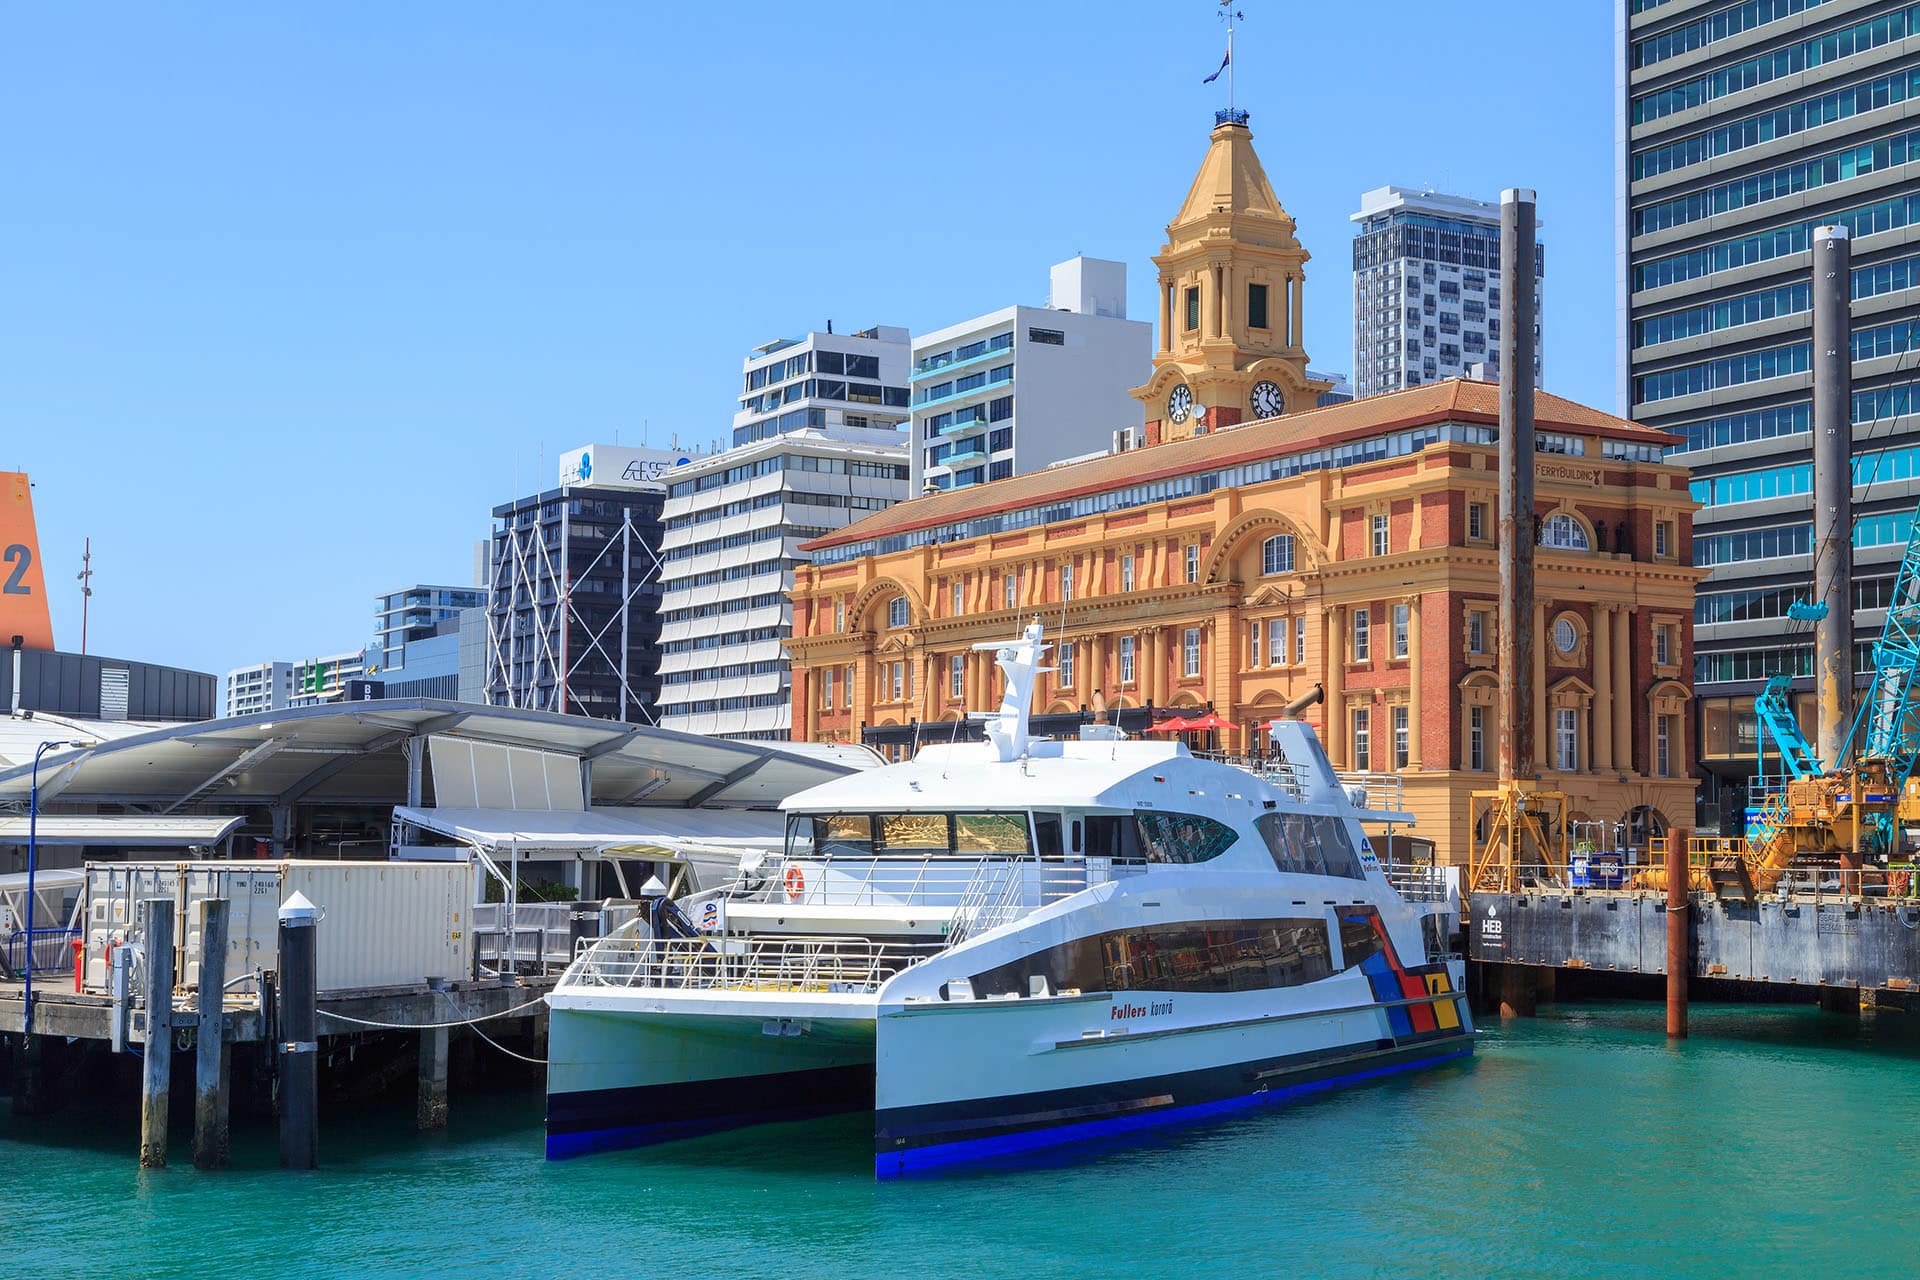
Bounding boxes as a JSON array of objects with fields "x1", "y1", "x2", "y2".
[
  {"x1": 657, "y1": 426, "x2": 910, "y2": 740},
  {"x1": 911, "y1": 256, "x2": 1151, "y2": 492},
  {"x1": 1349, "y1": 186, "x2": 1545, "y2": 398},
  {"x1": 223, "y1": 648, "x2": 366, "y2": 717},
  {"x1": 224, "y1": 661, "x2": 293, "y2": 718},
  {"x1": 733, "y1": 326, "x2": 911, "y2": 447}
]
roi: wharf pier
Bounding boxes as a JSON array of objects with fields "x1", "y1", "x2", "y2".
[{"x1": 1462, "y1": 833, "x2": 1920, "y2": 1020}]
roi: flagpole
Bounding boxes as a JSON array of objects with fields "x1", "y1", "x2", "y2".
[{"x1": 1227, "y1": 11, "x2": 1235, "y2": 114}]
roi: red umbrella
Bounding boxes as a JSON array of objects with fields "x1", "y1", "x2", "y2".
[
  {"x1": 1149, "y1": 715, "x2": 1191, "y2": 733},
  {"x1": 1180, "y1": 712, "x2": 1231, "y2": 731}
]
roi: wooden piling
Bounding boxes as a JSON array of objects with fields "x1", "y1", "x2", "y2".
[
  {"x1": 417, "y1": 1025, "x2": 450, "y2": 1131},
  {"x1": 277, "y1": 892, "x2": 319, "y2": 1170},
  {"x1": 139, "y1": 896, "x2": 174, "y2": 1169},
  {"x1": 193, "y1": 897, "x2": 231, "y2": 1171},
  {"x1": 1666, "y1": 827, "x2": 1689, "y2": 1040}
]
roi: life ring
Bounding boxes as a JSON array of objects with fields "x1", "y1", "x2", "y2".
[{"x1": 784, "y1": 864, "x2": 806, "y2": 902}]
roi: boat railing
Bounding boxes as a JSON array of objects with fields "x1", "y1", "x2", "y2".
[
  {"x1": 563, "y1": 927, "x2": 943, "y2": 994},
  {"x1": 692, "y1": 855, "x2": 1108, "y2": 914},
  {"x1": 1206, "y1": 756, "x2": 1407, "y2": 813},
  {"x1": 1381, "y1": 863, "x2": 1455, "y2": 905}
]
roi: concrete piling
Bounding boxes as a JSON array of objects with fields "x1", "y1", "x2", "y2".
[
  {"x1": 1811, "y1": 225, "x2": 1853, "y2": 768},
  {"x1": 1666, "y1": 828, "x2": 1689, "y2": 1040},
  {"x1": 139, "y1": 896, "x2": 174, "y2": 1169},
  {"x1": 277, "y1": 892, "x2": 319, "y2": 1171},
  {"x1": 417, "y1": 1025, "x2": 450, "y2": 1131},
  {"x1": 193, "y1": 897, "x2": 231, "y2": 1170}
]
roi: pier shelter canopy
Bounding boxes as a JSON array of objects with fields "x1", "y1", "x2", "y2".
[{"x1": 0, "y1": 699, "x2": 859, "y2": 873}]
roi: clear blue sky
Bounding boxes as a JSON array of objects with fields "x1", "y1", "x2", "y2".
[{"x1": 1, "y1": 2, "x2": 1615, "y2": 678}]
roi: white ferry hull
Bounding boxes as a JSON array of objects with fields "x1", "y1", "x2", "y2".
[
  {"x1": 872, "y1": 960, "x2": 1472, "y2": 1177},
  {"x1": 545, "y1": 994, "x2": 876, "y2": 1159}
]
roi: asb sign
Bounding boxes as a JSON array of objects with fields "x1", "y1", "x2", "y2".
[
  {"x1": 558, "y1": 445, "x2": 692, "y2": 492},
  {"x1": 0, "y1": 471, "x2": 54, "y2": 650}
]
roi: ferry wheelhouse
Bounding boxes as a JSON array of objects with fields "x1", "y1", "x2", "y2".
[{"x1": 546, "y1": 622, "x2": 1471, "y2": 1175}]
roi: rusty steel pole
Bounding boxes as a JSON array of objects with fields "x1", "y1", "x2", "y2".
[
  {"x1": 1497, "y1": 188, "x2": 1539, "y2": 781},
  {"x1": 1665, "y1": 826, "x2": 1689, "y2": 1039},
  {"x1": 1812, "y1": 225, "x2": 1854, "y2": 770}
]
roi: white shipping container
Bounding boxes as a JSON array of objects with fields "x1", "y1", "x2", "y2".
[{"x1": 84, "y1": 860, "x2": 474, "y2": 995}]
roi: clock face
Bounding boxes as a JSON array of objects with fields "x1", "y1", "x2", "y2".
[
  {"x1": 1167, "y1": 384, "x2": 1193, "y2": 424},
  {"x1": 1251, "y1": 379, "x2": 1285, "y2": 418}
]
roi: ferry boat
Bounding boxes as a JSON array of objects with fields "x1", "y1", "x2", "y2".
[{"x1": 545, "y1": 622, "x2": 1472, "y2": 1176}]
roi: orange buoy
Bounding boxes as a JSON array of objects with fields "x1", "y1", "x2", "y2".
[{"x1": 784, "y1": 864, "x2": 806, "y2": 902}]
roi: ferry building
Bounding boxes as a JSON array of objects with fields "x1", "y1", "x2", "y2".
[{"x1": 785, "y1": 112, "x2": 1702, "y2": 859}]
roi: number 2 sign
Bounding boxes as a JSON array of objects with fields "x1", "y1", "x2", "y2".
[{"x1": 1, "y1": 471, "x2": 55, "y2": 650}]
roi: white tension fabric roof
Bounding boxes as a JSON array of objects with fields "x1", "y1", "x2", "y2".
[
  {"x1": 0, "y1": 699, "x2": 860, "y2": 812},
  {"x1": 0, "y1": 814, "x2": 244, "y2": 847}
]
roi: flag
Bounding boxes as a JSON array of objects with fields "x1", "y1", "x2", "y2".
[{"x1": 1203, "y1": 49, "x2": 1229, "y2": 84}]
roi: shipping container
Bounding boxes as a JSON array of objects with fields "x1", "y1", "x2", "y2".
[{"x1": 83, "y1": 860, "x2": 474, "y2": 994}]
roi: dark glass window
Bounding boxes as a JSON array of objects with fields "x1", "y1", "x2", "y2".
[
  {"x1": 1135, "y1": 810, "x2": 1239, "y2": 863},
  {"x1": 1248, "y1": 283, "x2": 1270, "y2": 329},
  {"x1": 966, "y1": 917, "x2": 1335, "y2": 998},
  {"x1": 988, "y1": 395, "x2": 1014, "y2": 422},
  {"x1": 816, "y1": 379, "x2": 848, "y2": 401},
  {"x1": 816, "y1": 350, "x2": 845, "y2": 375},
  {"x1": 883, "y1": 386, "x2": 910, "y2": 407},
  {"x1": 1254, "y1": 811, "x2": 1367, "y2": 879},
  {"x1": 1085, "y1": 814, "x2": 1142, "y2": 860},
  {"x1": 845, "y1": 354, "x2": 880, "y2": 380},
  {"x1": 989, "y1": 459, "x2": 1012, "y2": 481},
  {"x1": 847, "y1": 382, "x2": 882, "y2": 404},
  {"x1": 1184, "y1": 288, "x2": 1200, "y2": 331},
  {"x1": 1027, "y1": 327, "x2": 1065, "y2": 346},
  {"x1": 1337, "y1": 910, "x2": 1384, "y2": 970},
  {"x1": 1034, "y1": 814, "x2": 1063, "y2": 856}
]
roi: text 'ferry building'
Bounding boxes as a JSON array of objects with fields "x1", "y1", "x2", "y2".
[{"x1": 786, "y1": 112, "x2": 1703, "y2": 860}]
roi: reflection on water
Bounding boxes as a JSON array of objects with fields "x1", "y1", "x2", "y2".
[{"x1": 7, "y1": 1002, "x2": 1919, "y2": 1279}]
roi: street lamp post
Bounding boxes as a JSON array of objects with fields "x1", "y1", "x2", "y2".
[{"x1": 23, "y1": 738, "x2": 85, "y2": 1025}]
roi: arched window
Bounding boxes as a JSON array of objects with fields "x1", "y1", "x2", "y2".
[
  {"x1": 1542, "y1": 513, "x2": 1590, "y2": 551},
  {"x1": 888, "y1": 596, "x2": 908, "y2": 628},
  {"x1": 1262, "y1": 534, "x2": 1296, "y2": 575}
]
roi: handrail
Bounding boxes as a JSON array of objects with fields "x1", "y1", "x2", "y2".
[{"x1": 563, "y1": 930, "x2": 942, "y2": 994}]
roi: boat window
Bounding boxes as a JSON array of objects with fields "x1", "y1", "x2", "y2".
[
  {"x1": 875, "y1": 813, "x2": 952, "y2": 855},
  {"x1": 1337, "y1": 909, "x2": 1385, "y2": 970},
  {"x1": 953, "y1": 812, "x2": 1032, "y2": 856},
  {"x1": 1071, "y1": 819, "x2": 1082, "y2": 854},
  {"x1": 1084, "y1": 814, "x2": 1143, "y2": 862},
  {"x1": 1134, "y1": 810, "x2": 1239, "y2": 864},
  {"x1": 1032, "y1": 814, "x2": 1063, "y2": 857},
  {"x1": 788, "y1": 811, "x2": 1036, "y2": 859},
  {"x1": 1255, "y1": 812, "x2": 1367, "y2": 879},
  {"x1": 967, "y1": 917, "x2": 1334, "y2": 998}
]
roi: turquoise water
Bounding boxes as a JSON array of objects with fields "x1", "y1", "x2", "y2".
[{"x1": 8, "y1": 1002, "x2": 1918, "y2": 1279}]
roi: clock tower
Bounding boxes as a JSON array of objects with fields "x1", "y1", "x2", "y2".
[{"x1": 1132, "y1": 110, "x2": 1329, "y2": 444}]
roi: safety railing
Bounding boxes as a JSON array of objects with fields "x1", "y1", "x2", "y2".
[
  {"x1": 563, "y1": 930, "x2": 944, "y2": 994},
  {"x1": 695, "y1": 856, "x2": 1098, "y2": 914},
  {"x1": 2, "y1": 927, "x2": 81, "y2": 977},
  {"x1": 474, "y1": 902, "x2": 576, "y2": 974},
  {"x1": 1382, "y1": 864, "x2": 1454, "y2": 905},
  {"x1": 1207, "y1": 757, "x2": 1408, "y2": 813}
]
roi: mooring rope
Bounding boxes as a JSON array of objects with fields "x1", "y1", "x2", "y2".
[{"x1": 314, "y1": 994, "x2": 549, "y2": 1031}]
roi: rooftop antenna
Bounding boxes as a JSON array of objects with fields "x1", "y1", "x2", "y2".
[{"x1": 76, "y1": 537, "x2": 94, "y2": 656}]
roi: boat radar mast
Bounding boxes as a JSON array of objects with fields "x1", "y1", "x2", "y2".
[{"x1": 970, "y1": 618, "x2": 1052, "y2": 762}]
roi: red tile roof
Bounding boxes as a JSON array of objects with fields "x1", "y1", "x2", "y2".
[{"x1": 806, "y1": 379, "x2": 1674, "y2": 551}]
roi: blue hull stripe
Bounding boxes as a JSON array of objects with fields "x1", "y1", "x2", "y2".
[{"x1": 874, "y1": 1048, "x2": 1471, "y2": 1179}]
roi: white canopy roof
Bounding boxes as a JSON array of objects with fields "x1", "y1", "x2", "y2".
[
  {"x1": 0, "y1": 699, "x2": 854, "y2": 811},
  {"x1": 0, "y1": 814, "x2": 245, "y2": 847}
]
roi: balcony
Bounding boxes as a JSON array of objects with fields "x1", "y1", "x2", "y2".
[{"x1": 910, "y1": 341, "x2": 1014, "y2": 383}]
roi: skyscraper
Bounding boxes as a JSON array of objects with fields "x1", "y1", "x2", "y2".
[
  {"x1": 656, "y1": 426, "x2": 909, "y2": 740},
  {"x1": 1350, "y1": 186, "x2": 1546, "y2": 399},
  {"x1": 1618, "y1": 0, "x2": 1920, "y2": 812},
  {"x1": 483, "y1": 445, "x2": 682, "y2": 722}
]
